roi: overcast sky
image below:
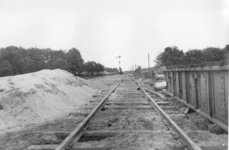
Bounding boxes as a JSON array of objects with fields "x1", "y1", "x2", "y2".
[{"x1": 0, "y1": 0, "x2": 228, "y2": 71}]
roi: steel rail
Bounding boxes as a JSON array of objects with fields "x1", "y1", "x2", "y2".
[
  {"x1": 145, "y1": 89, "x2": 166, "y2": 100},
  {"x1": 55, "y1": 81, "x2": 121, "y2": 150},
  {"x1": 132, "y1": 78, "x2": 202, "y2": 150}
]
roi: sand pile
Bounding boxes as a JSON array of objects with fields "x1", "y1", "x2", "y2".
[{"x1": 0, "y1": 69, "x2": 96, "y2": 133}]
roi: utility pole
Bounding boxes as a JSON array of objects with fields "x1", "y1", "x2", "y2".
[
  {"x1": 0, "y1": 49, "x2": 2, "y2": 62},
  {"x1": 148, "y1": 54, "x2": 150, "y2": 74}
]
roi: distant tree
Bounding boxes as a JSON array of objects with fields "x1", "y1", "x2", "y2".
[
  {"x1": 104, "y1": 67, "x2": 119, "y2": 73},
  {"x1": 135, "y1": 66, "x2": 141, "y2": 71},
  {"x1": 48, "y1": 50, "x2": 67, "y2": 70},
  {"x1": 95, "y1": 63, "x2": 104, "y2": 73},
  {"x1": 0, "y1": 60, "x2": 13, "y2": 77},
  {"x1": 25, "y1": 48, "x2": 46, "y2": 72},
  {"x1": 51, "y1": 59, "x2": 68, "y2": 70},
  {"x1": 84, "y1": 61, "x2": 96, "y2": 75},
  {"x1": 0, "y1": 45, "x2": 110, "y2": 77},
  {"x1": 84, "y1": 61, "x2": 104, "y2": 75},
  {"x1": 66, "y1": 48, "x2": 84, "y2": 75},
  {"x1": 202, "y1": 47, "x2": 224, "y2": 62},
  {"x1": 222, "y1": 44, "x2": 229, "y2": 60},
  {"x1": 184, "y1": 49, "x2": 204, "y2": 64},
  {"x1": 223, "y1": 44, "x2": 229, "y2": 51},
  {"x1": 155, "y1": 46, "x2": 185, "y2": 67},
  {"x1": 119, "y1": 67, "x2": 122, "y2": 74},
  {"x1": 133, "y1": 66, "x2": 142, "y2": 77},
  {"x1": 1, "y1": 46, "x2": 26, "y2": 74},
  {"x1": 154, "y1": 45, "x2": 228, "y2": 67}
]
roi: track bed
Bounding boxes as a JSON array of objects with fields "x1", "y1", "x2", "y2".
[
  {"x1": 22, "y1": 75, "x2": 227, "y2": 150},
  {"x1": 72, "y1": 77, "x2": 185, "y2": 150}
]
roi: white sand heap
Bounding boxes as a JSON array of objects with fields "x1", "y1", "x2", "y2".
[{"x1": 0, "y1": 69, "x2": 96, "y2": 133}]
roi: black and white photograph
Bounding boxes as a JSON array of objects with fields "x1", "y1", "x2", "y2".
[{"x1": 0, "y1": 0, "x2": 228, "y2": 149}]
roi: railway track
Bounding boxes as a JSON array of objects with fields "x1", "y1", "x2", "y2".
[{"x1": 27, "y1": 75, "x2": 227, "y2": 150}]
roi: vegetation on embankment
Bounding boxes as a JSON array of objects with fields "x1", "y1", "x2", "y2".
[
  {"x1": 154, "y1": 44, "x2": 229, "y2": 67},
  {"x1": 0, "y1": 46, "x2": 118, "y2": 77}
]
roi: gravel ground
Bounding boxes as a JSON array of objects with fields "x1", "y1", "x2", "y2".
[
  {"x1": 74, "y1": 132, "x2": 185, "y2": 150},
  {"x1": 171, "y1": 112, "x2": 228, "y2": 147},
  {"x1": 0, "y1": 116, "x2": 84, "y2": 150},
  {"x1": 88, "y1": 109, "x2": 167, "y2": 131}
]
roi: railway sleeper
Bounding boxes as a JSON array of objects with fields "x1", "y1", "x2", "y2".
[
  {"x1": 33, "y1": 130, "x2": 170, "y2": 136},
  {"x1": 89, "y1": 100, "x2": 102, "y2": 103},
  {"x1": 78, "y1": 130, "x2": 169, "y2": 142},
  {"x1": 74, "y1": 105, "x2": 154, "y2": 110},
  {"x1": 28, "y1": 129, "x2": 228, "y2": 150},
  {"x1": 26, "y1": 144, "x2": 229, "y2": 150},
  {"x1": 105, "y1": 102, "x2": 150, "y2": 105},
  {"x1": 27, "y1": 145, "x2": 112, "y2": 150},
  {"x1": 92, "y1": 94, "x2": 104, "y2": 98},
  {"x1": 69, "y1": 112, "x2": 89, "y2": 117},
  {"x1": 102, "y1": 105, "x2": 153, "y2": 109},
  {"x1": 27, "y1": 130, "x2": 175, "y2": 150},
  {"x1": 83, "y1": 103, "x2": 180, "y2": 111},
  {"x1": 105, "y1": 101, "x2": 170, "y2": 106}
]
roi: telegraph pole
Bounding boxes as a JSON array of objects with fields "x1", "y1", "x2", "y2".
[
  {"x1": 0, "y1": 49, "x2": 2, "y2": 62},
  {"x1": 148, "y1": 54, "x2": 150, "y2": 74}
]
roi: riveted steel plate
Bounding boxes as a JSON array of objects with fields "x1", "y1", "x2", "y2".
[
  {"x1": 199, "y1": 72, "x2": 210, "y2": 114},
  {"x1": 213, "y1": 71, "x2": 228, "y2": 123},
  {"x1": 170, "y1": 72, "x2": 174, "y2": 94},
  {"x1": 181, "y1": 72, "x2": 187, "y2": 102},
  {"x1": 164, "y1": 67, "x2": 228, "y2": 129},
  {"x1": 175, "y1": 72, "x2": 179, "y2": 97},
  {"x1": 189, "y1": 73, "x2": 197, "y2": 107}
]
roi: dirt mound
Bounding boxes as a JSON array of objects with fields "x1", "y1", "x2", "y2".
[{"x1": 0, "y1": 69, "x2": 96, "y2": 133}]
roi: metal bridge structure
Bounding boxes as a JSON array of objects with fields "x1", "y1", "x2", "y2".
[{"x1": 164, "y1": 62, "x2": 228, "y2": 131}]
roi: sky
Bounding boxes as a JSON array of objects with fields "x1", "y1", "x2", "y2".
[{"x1": 0, "y1": 0, "x2": 228, "y2": 71}]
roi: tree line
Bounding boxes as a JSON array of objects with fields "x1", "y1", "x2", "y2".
[
  {"x1": 155, "y1": 45, "x2": 229, "y2": 67},
  {"x1": 104, "y1": 67, "x2": 119, "y2": 73},
  {"x1": 0, "y1": 46, "x2": 118, "y2": 77}
]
